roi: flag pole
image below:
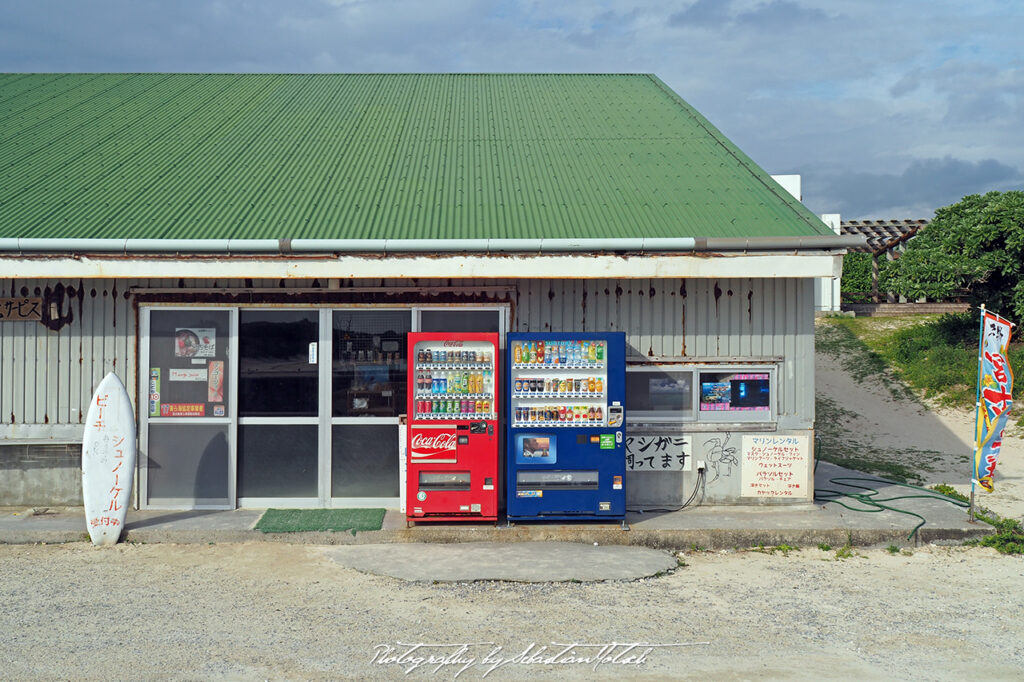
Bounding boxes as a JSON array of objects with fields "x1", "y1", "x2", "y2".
[{"x1": 969, "y1": 304, "x2": 985, "y2": 523}]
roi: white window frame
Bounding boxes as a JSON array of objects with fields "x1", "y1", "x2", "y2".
[
  {"x1": 139, "y1": 306, "x2": 237, "y2": 510},
  {"x1": 625, "y1": 362, "x2": 779, "y2": 426}
]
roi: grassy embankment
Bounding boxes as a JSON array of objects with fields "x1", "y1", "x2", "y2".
[
  {"x1": 815, "y1": 312, "x2": 1023, "y2": 484},
  {"x1": 816, "y1": 312, "x2": 1024, "y2": 553}
]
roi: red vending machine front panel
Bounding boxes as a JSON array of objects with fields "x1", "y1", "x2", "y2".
[{"x1": 406, "y1": 333, "x2": 499, "y2": 522}]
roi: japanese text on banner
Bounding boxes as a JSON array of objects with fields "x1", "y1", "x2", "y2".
[{"x1": 974, "y1": 311, "x2": 1014, "y2": 493}]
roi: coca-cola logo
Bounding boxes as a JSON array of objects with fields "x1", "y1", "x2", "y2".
[
  {"x1": 443, "y1": 340, "x2": 464, "y2": 347},
  {"x1": 411, "y1": 432, "x2": 457, "y2": 456}
]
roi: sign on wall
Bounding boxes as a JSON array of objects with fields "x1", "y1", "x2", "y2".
[
  {"x1": 741, "y1": 434, "x2": 809, "y2": 497},
  {"x1": 626, "y1": 435, "x2": 692, "y2": 471},
  {"x1": 0, "y1": 298, "x2": 42, "y2": 321}
]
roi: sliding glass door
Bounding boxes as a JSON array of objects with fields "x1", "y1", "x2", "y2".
[
  {"x1": 141, "y1": 304, "x2": 508, "y2": 509},
  {"x1": 237, "y1": 310, "x2": 320, "y2": 507},
  {"x1": 141, "y1": 308, "x2": 233, "y2": 509}
]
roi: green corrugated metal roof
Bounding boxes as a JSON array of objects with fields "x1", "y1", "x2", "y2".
[{"x1": 0, "y1": 73, "x2": 833, "y2": 241}]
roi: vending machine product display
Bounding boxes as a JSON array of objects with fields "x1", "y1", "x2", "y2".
[
  {"x1": 406, "y1": 332, "x2": 499, "y2": 523},
  {"x1": 506, "y1": 332, "x2": 626, "y2": 523}
]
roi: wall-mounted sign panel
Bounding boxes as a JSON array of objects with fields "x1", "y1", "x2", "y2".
[
  {"x1": 741, "y1": 434, "x2": 809, "y2": 498},
  {"x1": 0, "y1": 298, "x2": 42, "y2": 321}
]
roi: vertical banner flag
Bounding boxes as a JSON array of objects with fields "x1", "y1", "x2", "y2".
[{"x1": 974, "y1": 310, "x2": 1014, "y2": 492}]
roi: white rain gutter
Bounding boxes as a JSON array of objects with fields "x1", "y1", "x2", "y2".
[{"x1": 0, "y1": 235, "x2": 866, "y2": 254}]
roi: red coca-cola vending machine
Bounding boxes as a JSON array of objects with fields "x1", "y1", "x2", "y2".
[{"x1": 406, "y1": 332, "x2": 499, "y2": 523}]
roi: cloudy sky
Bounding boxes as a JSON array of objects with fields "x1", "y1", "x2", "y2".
[{"x1": 3, "y1": 0, "x2": 1021, "y2": 218}]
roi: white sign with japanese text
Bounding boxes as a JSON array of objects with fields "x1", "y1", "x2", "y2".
[{"x1": 741, "y1": 434, "x2": 809, "y2": 498}]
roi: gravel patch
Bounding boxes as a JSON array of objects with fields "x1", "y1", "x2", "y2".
[{"x1": 2, "y1": 542, "x2": 1022, "y2": 680}]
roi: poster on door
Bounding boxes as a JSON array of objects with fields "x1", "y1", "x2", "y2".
[
  {"x1": 174, "y1": 328, "x2": 216, "y2": 358},
  {"x1": 208, "y1": 361, "x2": 225, "y2": 402}
]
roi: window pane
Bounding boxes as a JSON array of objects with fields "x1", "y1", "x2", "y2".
[
  {"x1": 626, "y1": 368, "x2": 694, "y2": 420},
  {"x1": 147, "y1": 424, "x2": 229, "y2": 504},
  {"x1": 331, "y1": 424, "x2": 400, "y2": 498},
  {"x1": 149, "y1": 310, "x2": 230, "y2": 418},
  {"x1": 239, "y1": 310, "x2": 319, "y2": 417},
  {"x1": 420, "y1": 309, "x2": 499, "y2": 333},
  {"x1": 699, "y1": 372, "x2": 771, "y2": 412},
  {"x1": 238, "y1": 425, "x2": 318, "y2": 498},
  {"x1": 332, "y1": 310, "x2": 411, "y2": 417}
]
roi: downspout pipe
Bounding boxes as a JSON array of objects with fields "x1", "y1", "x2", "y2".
[{"x1": 0, "y1": 235, "x2": 866, "y2": 254}]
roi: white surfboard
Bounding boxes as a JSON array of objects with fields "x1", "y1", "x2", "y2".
[{"x1": 82, "y1": 372, "x2": 137, "y2": 546}]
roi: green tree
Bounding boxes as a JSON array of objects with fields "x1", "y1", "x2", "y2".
[
  {"x1": 840, "y1": 252, "x2": 873, "y2": 302},
  {"x1": 887, "y1": 191, "x2": 1024, "y2": 321}
]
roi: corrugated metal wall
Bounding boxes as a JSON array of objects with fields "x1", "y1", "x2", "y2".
[
  {"x1": 515, "y1": 278, "x2": 814, "y2": 428},
  {"x1": 0, "y1": 279, "x2": 137, "y2": 438},
  {"x1": 0, "y1": 275, "x2": 813, "y2": 437}
]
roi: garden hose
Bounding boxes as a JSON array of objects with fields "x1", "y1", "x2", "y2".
[{"x1": 814, "y1": 473, "x2": 970, "y2": 541}]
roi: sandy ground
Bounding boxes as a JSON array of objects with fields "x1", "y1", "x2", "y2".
[
  {"x1": 815, "y1": 327, "x2": 1024, "y2": 521},
  {"x1": 2, "y1": 541, "x2": 1023, "y2": 681}
]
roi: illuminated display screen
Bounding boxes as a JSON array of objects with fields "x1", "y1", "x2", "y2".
[{"x1": 699, "y1": 373, "x2": 770, "y2": 411}]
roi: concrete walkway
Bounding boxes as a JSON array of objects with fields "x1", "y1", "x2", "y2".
[{"x1": 0, "y1": 463, "x2": 989, "y2": 552}]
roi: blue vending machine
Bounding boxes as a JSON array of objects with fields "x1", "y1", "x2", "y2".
[{"x1": 506, "y1": 332, "x2": 626, "y2": 524}]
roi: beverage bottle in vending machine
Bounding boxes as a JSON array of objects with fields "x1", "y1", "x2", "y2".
[
  {"x1": 513, "y1": 342, "x2": 522, "y2": 364},
  {"x1": 537, "y1": 341, "x2": 544, "y2": 364},
  {"x1": 596, "y1": 377, "x2": 603, "y2": 393},
  {"x1": 596, "y1": 406, "x2": 603, "y2": 423},
  {"x1": 559, "y1": 342, "x2": 567, "y2": 364},
  {"x1": 595, "y1": 341, "x2": 604, "y2": 361}
]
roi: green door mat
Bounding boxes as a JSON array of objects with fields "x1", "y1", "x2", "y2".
[{"x1": 255, "y1": 508, "x2": 386, "y2": 534}]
